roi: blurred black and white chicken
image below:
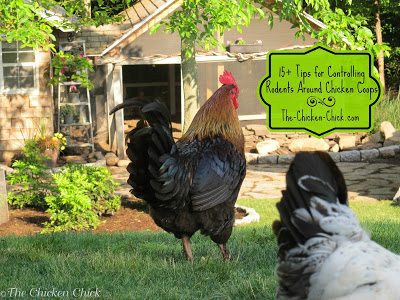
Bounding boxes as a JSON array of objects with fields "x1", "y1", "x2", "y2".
[{"x1": 273, "y1": 152, "x2": 400, "y2": 300}]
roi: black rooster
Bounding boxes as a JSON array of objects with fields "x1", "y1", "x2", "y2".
[{"x1": 110, "y1": 71, "x2": 246, "y2": 260}]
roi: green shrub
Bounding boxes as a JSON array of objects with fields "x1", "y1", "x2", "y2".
[
  {"x1": 7, "y1": 138, "x2": 121, "y2": 232},
  {"x1": 7, "y1": 139, "x2": 55, "y2": 209},
  {"x1": 44, "y1": 174, "x2": 100, "y2": 232},
  {"x1": 43, "y1": 165, "x2": 121, "y2": 233}
]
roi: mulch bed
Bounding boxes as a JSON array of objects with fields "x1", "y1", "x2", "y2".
[
  {"x1": 0, "y1": 198, "x2": 160, "y2": 236},
  {"x1": 0, "y1": 198, "x2": 247, "y2": 236}
]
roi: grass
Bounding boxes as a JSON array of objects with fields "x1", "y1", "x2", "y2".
[
  {"x1": 0, "y1": 199, "x2": 399, "y2": 299},
  {"x1": 374, "y1": 95, "x2": 400, "y2": 131}
]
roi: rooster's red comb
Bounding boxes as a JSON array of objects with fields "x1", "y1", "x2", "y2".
[{"x1": 219, "y1": 70, "x2": 237, "y2": 87}]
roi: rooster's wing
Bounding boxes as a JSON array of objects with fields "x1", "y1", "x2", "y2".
[{"x1": 190, "y1": 138, "x2": 245, "y2": 211}]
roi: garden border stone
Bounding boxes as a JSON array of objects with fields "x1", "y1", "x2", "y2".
[
  {"x1": 340, "y1": 150, "x2": 361, "y2": 162},
  {"x1": 360, "y1": 149, "x2": 380, "y2": 161},
  {"x1": 379, "y1": 145, "x2": 400, "y2": 158},
  {"x1": 0, "y1": 168, "x2": 9, "y2": 225},
  {"x1": 278, "y1": 154, "x2": 294, "y2": 164},
  {"x1": 245, "y1": 145, "x2": 400, "y2": 165},
  {"x1": 258, "y1": 155, "x2": 278, "y2": 164},
  {"x1": 328, "y1": 152, "x2": 341, "y2": 162}
]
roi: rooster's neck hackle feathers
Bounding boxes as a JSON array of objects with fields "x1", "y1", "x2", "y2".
[{"x1": 181, "y1": 85, "x2": 244, "y2": 153}]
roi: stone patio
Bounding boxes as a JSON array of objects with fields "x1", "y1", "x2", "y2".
[{"x1": 109, "y1": 159, "x2": 400, "y2": 202}]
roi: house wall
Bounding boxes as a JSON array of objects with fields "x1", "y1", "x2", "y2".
[
  {"x1": 64, "y1": 24, "x2": 131, "y2": 56},
  {"x1": 105, "y1": 14, "x2": 316, "y2": 60},
  {"x1": 0, "y1": 51, "x2": 53, "y2": 163},
  {"x1": 120, "y1": 30, "x2": 181, "y2": 58},
  {"x1": 224, "y1": 16, "x2": 316, "y2": 50},
  {"x1": 197, "y1": 59, "x2": 266, "y2": 116}
]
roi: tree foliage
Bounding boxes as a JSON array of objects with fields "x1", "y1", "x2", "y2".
[
  {"x1": 0, "y1": 0, "x2": 56, "y2": 50},
  {"x1": 152, "y1": 0, "x2": 265, "y2": 58},
  {"x1": 326, "y1": 0, "x2": 400, "y2": 89},
  {"x1": 266, "y1": 0, "x2": 389, "y2": 57},
  {"x1": 0, "y1": 0, "x2": 137, "y2": 51}
]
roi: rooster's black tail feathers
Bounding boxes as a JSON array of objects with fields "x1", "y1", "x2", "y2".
[
  {"x1": 110, "y1": 98, "x2": 175, "y2": 203},
  {"x1": 110, "y1": 98, "x2": 172, "y2": 132}
]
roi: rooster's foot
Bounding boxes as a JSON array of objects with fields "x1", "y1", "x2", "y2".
[
  {"x1": 182, "y1": 236, "x2": 193, "y2": 262},
  {"x1": 218, "y1": 243, "x2": 231, "y2": 261}
]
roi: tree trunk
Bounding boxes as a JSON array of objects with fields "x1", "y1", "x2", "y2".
[
  {"x1": 374, "y1": 0, "x2": 385, "y2": 91},
  {"x1": 181, "y1": 39, "x2": 199, "y2": 132}
]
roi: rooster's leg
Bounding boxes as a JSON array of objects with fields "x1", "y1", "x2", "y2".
[
  {"x1": 182, "y1": 236, "x2": 193, "y2": 262},
  {"x1": 218, "y1": 243, "x2": 231, "y2": 260}
]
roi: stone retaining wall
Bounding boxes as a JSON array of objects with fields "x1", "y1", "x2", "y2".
[
  {"x1": 244, "y1": 121, "x2": 400, "y2": 165},
  {"x1": 246, "y1": 145, "x2": 400, "y2": 165}
]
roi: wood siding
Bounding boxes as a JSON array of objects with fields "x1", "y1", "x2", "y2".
[
  {"x1": 197, "y1": 60, "x2": 266, "y2": 116},
  {"x1": 0, "y1": 51, "x2": 53, "y2": 163}
]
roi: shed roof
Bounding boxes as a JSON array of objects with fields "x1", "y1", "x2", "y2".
[{"x1": 76, "y1": 0, "x2": 181, "y2": 56}]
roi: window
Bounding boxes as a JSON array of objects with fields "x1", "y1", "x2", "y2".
[{"x1": 0, "y1": 42, "x2": 38, "y2": 93}]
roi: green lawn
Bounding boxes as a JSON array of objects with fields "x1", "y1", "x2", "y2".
[{"x1": 0, "y1": 199, "x2": 399, "y2": 299}]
